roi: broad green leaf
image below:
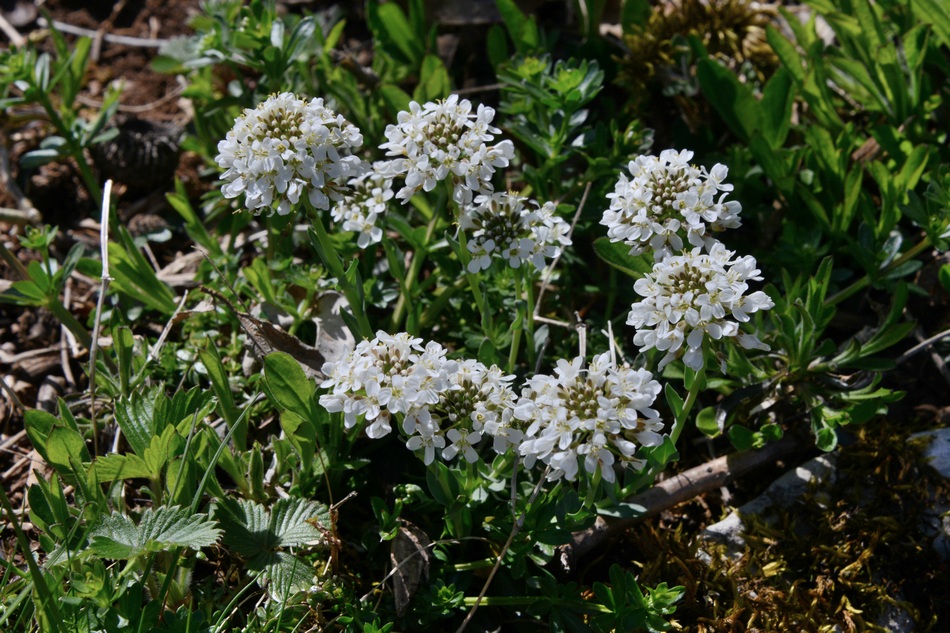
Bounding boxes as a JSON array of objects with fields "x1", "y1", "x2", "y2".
[
  {"x1": 215, "y1": 497, "x2": 330, "y2": 558},
  {"x1": 250, "y1": 550, "x2": 318, "y2": 600},
  {"x1": 23, "y1": 408, "x2": 57, "y2": 459},
  {"x1": 695, "y1": 406, "x2": 723, "y2": 437},
  {"x1": 262, "y1": 351, "x2": 315, "y2": 420},
  {"x1": 46, "y1": 427, "x2": 90, "y2": 474},
  {"x1": 90, "y1": 506, "x2": 221, "y2": 559},
  {"x1": 496, "y1": 0, "x2": 539, "y2": 53},
  {"x1": 91, "y1": 453, "x2": 152, "y2": 482}
]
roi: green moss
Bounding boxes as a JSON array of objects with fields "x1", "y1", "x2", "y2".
[{"x1": 624, "y1": 422, "x2": 950, "y2": 631}]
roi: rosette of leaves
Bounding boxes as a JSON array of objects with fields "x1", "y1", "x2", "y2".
[
  {"x1": 618, "y1": 0, "x2": 778, "y2": 107},
  {"x1": 214, "y1": 497, "x2": 332, "y2": 600}
]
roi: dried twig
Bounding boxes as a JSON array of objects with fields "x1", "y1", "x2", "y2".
[
  {"x1": 0, "y1": 12, "x2": 26, "y2": 47},
  {"x1": 456, "y1": 466, "x2": 551, "y2": 633},
  {"x1": 37, "y1": 17, "x2": 168, "y2": 48},
  {"x1": 556, "y1": 435, "x2": 803, "y2": 573}
]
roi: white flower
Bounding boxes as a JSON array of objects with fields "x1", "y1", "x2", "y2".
[
  {"x1": 514, "y1": 352, "x2": 663, "y2": 482},
  {"x1": 331, "y1": 163, "x2": 394, "y2": 248},
  {"x1": 460, "y1": 192, "x2": 571, "y2": 273},
  {"x1": 318, "y1": 332, "x2": 520, "y2": 464},
  {"x1": 216, "y1": 92, "x2": 363, "y2": 215},
  {"x1": 379, "y1": 94, "x2": 514, "y2": 204},
  {"x1": 601, "y1": 149, "x2": 741, "y2": 260},
  {"x1": 627, "y1": 241, "x2": 775, "y2": 371}
]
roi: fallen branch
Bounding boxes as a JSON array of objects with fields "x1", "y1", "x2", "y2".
[{"x1": 556, "y1": 435, "x2": 803, "y2": 574}]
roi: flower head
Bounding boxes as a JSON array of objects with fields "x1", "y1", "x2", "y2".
[
  {"x1": 379, "y1": 94, "x2": 514, "y2": 204},
  {"x1": 514, "y1": 352, "x2": 664, "y2": 483},
  {"x1": 627, "y1": 241, "x2": 774, "y2": 370},
  {"x1": 460, "y1": 192, "x2": 572, "y2": 273},
  {"x1": 601, "y1": 149, "x2": 741, "y2": 260},
  {"x1": 216, "y1": 92, "x2": 363, "y2": 216},
  {"x1": 330, "y1": 163, "x2": 394, "y2": 248},
  {"x1": 318, "y1": 332, "x2": 519, "y2": 464}
]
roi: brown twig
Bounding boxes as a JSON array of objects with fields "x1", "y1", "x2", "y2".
[{"x1": 556, "y1": 435, "x2": 803, "y2": 574}]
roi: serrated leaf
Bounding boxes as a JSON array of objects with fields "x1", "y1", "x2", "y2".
[
  {"x1": 90, "y1": 506, "x2": 220, "y2": 559},
  {"x1": 215, "y1": 497, "x2": 329, "y2": 558},
  {"x1": 250, "y1": 550, "x2": 317, "y2": 600},
  {"x1": 114, "y1": 390, "x2": 159, "y2": 458}
]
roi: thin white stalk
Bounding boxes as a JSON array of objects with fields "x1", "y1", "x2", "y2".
[{"x1": 89, "y1": 180, "x2": 113, "y2": 454}]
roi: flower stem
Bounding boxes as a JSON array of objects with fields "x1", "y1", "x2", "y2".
[
  {"x1": 669, "y1": 364, "x2": 706, "y2": 446},
  {"x1": 390, "y1": 213, "x2": 439, "y2": 332},
  {"x1": 308, "y1": 206, "x2": 372, "y2": 339}
]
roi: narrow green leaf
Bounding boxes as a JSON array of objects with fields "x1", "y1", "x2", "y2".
[
  {"x1": 697, "y1": 59, "x2": 760, "y2": 142},
  {"x1": 593, "y1": 238, "x2": 654, "y2": 279}
]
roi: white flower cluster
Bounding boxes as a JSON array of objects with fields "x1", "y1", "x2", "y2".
[
  {"x1": 330, "y1": 164, "x2": 394, "y2": 249},
  {"x1": 379, "y1": 94, "x2": 514, "y2": 204},
  {"x1": 216, "y1": 93, "x2": 364, "y2": 216},
  {"x1": 318, "y1": 331, "x2": 520, "y2": 465},
  {"x1": 513, "y1": 353, "x2": 664, "y2": 483},
  {"x1": 602, "y1": 149, "x2": 741, "y2": 261},
  {"x1": 627, "y1": 242, "x2": 774, "y2": 371},
  {"x1": 460, "y1": 192, "x2": 572, "y2": 273}
]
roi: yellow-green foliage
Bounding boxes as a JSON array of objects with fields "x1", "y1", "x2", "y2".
[
  {"x1": 618, "y1": 0, "x2": 777, "y2": 105},
  {"x1": 625, "y1": 423, "x2": 950, "y2": 631}
]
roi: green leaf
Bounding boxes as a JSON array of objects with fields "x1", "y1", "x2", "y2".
[
  {"x1": 262, "y1": 351, "x2": 315, "y2": 420},
  {"x1": 495, "y1": 0, "x2": 540, "y2": 53},
  {"x1": 91, "y1": 453, "x2": 152, "y2": 482},
  {"x1": 911, "y1": 0, "x2": 950, "y2": 48},
  {"x1": 759, "y1": 67, "x2": 795, "y2": 149},
  {"x1": 90, "y1": 506, "x2": 221, "y2": 559},
  {"x1": 728, "y1": 425, "x2": 756, "y2": 451},
  {"x1": 46, "y1": 427, "x2": 90, "y2": 474},
  {"x1": 199, "y1": 345, "x2": 243, "y2": 448},
  {"x1": 215, "y1": 497, "x2": 330, "y2": 558},
  {"x1": 167, "y1": 180, "x2": 222, "y2": 256},
  {"x1": 413, "y1": 54, "x2": 451, "y2": 103},
  {"x1": 250, "y1": 550, "x2": 318, "y2": 600},
  {"x1": 378, "y1": 83, "x2": 412, "y2": 116},
  {"x1": 664, "y1": 384, "x2": 684, "y2": 421},
  {"x1": 114, "y1": 390, "x2": 159, "y2": 458},
  {"x1": 695, "y1": 406, "x2": 723, "y2": 438},
  {"x1": 368, "y1": 1, "x2": 424, "y2": 65},
  {"x1": 109, "y1": 226, "x2": 178, "y2": 314},
  {"x1": 697, "y1": 59, "x2": 760, "y2": 142},
  {"x1": 593, "y1": 238, "x2": 654, "y2": 279}
]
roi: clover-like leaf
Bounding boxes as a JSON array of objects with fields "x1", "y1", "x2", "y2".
[{"x1": 90, "y1": 505, "x2": 221, "y2": 559}]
